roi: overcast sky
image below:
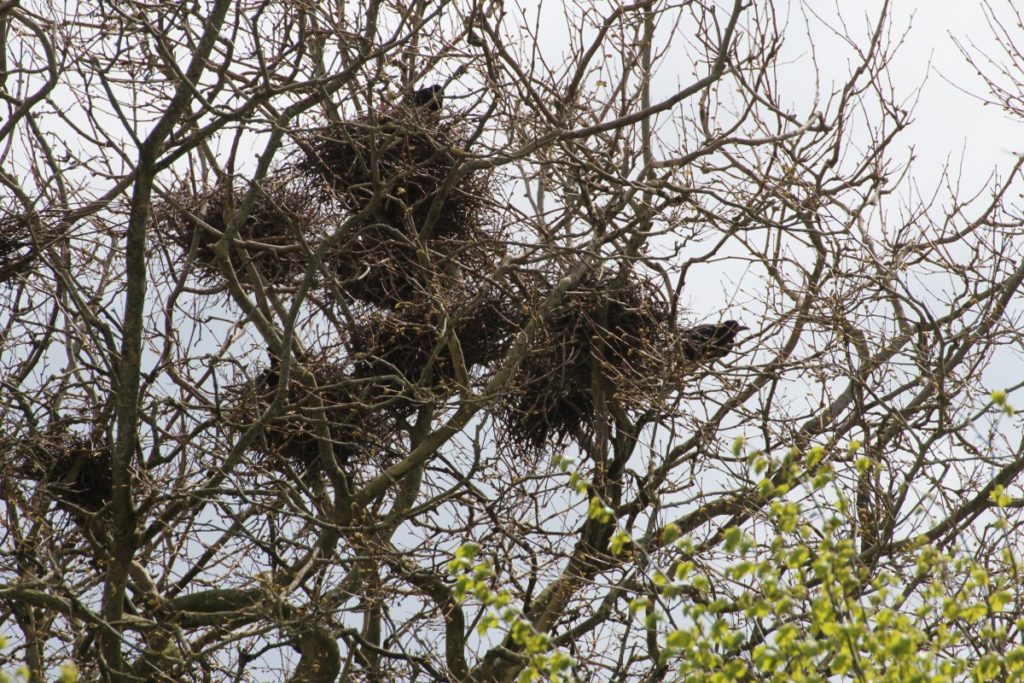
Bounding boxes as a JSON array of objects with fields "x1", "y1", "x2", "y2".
[{"x1": 841, "y1": 0, "x2": 1020, "y2": 187}]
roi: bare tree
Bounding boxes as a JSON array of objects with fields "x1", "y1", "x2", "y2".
[{"x1": 2, "y1": 0, "x2": 1024, "y2": 680}]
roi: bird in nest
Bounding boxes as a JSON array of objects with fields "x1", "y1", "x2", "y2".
[
  {"x1": 373, "y1": 85, "x2": 444, "y2": 127},
  {"x1": 410, "y1": 84, "x2": 444, "y2": 112},
  {"x1": 679, "y1": 320, "x2": 747, "y2": 362}
]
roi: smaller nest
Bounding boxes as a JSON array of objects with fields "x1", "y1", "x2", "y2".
[
  {"x1": 0, "y1": 217, "x2": 46, "y2": 285},
  {"x1": 348, "y1": 288, "x2": 518, "y2": 395},
  {"x1": 231, "y1": 356, "x2": 394, "y2": 476},
  {"x1": 16, "y1": 431, "x2": 113, "y2": 514},
  {"x1": 498, "y1": 270, "x2": 676, "y2": 450},
  {"x1": 327, "y1": 221, "x2": 503, "y2": 308},
  {"x1": 0, "y1": 228, "x2": 24, "y2": 276},
  {"x1": 154, "y1": 178, "x2": 326, "y2": 288}
]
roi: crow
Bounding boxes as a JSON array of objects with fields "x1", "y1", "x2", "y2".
[
  {"x1": 261, "y1": 350, "x2": 280, "y2": 391},
  {"x1": 679, "y1": 320, "x2": 747, "y2": 362},
  {"x1": 411, "y1": 84, "x2": 444, "y2": 112}
]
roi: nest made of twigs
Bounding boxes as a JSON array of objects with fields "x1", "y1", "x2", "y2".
[
  {"x1": 0, "y1": 226, "x2": 25, "y2": 280},
  {"x1": 348, "y1": 287, "x2": 519, "y2": 395},
  {"x1": 231, "y1": 355, "x2": 395, "y2": 476},
  {"x1": 498, "y1": 270, "x2": 676, "y2": 450},
  {"x1": 13, "y1": 430, "x2": 114, "y2": 514},
  {"x1": 325, "y1": 220, "x2": 506, "y2": 308},
  {"x1": 0, "y1": 216, "x2": 48, "y2": 285},
  {"x1": 154, "y1": 177, "x2": 327, "y2": 288},
  {"x1": 294, "y1": 115, "x2": 498, "y2": 307},
  {"x1": 294, "y1": 115, "x2": 479, "y2": 229}
]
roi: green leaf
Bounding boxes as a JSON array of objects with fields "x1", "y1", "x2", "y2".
[
  {"x1": 455, "y1": 543, "x2": 479, "y2": 561},
  {"x1": 551, "y1": 453, "x2": 574, "y2": 472},
  {"x1": 724, "y1": 527, "x2": 743, "y2": 552},
  {"x1": 609, "y1": 528, "x2": 631, "y2": 555},
  {"x1": 666, "y1": 629, "x2": 693, "y2": 650},
  {"x1": 588, "y1": 496, "x2": 614, "y2": 523},
  {"x1": 477, "y1": 612, "x2": 499, "y2": 635},
  {"x1": 628, "y1": 597, "x2": 650, "y2": 616},
  {"x1": 990, "y1": 485, "x2": 1012, "y2": 507}
]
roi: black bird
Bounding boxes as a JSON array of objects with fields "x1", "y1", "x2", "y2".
[
  {"x1": 411, "y1": 84, "x2": 444, "y2": 112},
  {"x1": 261, "y1": 350, "x2": 280, "y2": 391},
  {"x1": 679, "y1": 320, "x2": 747, "y2": 362}
]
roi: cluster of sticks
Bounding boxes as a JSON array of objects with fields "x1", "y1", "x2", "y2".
[
  {"x1": 159, "y1": 86, "x2": 512, "y2": 473},
  {"x1": 498, "y1": 270, "x2": 678, "y2": 449},
  {"x1": 235, "y1": 354, "x2": 397, "y2": 477},
  {"x1": 0, "y1": 217, "x2": 52, "y2": 286},
  {"x1": 158, "y1": 84, "x2": 748, "y2": 474},
  {"x1": 154, "y1": 86, "x2": 498, "y2": 306},
  {"x1": 293, "y1": 97, "x2": 496, "y2": 307},
  {"x1": 11, "y1": 427, "x2": 113, "y2": 514},
  {"x1": 348, "y1": 288, "x2": 517, "y2": 393},
  {"x1": 153, "y1": 177, "x2": 327, "y2": 288}
]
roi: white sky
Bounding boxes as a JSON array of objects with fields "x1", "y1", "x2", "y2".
[{"x1": 848, "y1": 0, "x2": 1020, "y2": 186}]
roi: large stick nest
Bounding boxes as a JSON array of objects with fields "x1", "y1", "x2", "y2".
[
  {"x1": 14, "y1": 430, "x2": 113, "y2": 514},
  {"x1": 348, "y1": 285, "x2": 519, "y2": 398},
  {"x1": 498, "y1": 270, "x2": 676, "y2": 450},
  {"x1": 153, "y1": 177, "x2": 327, "y2": 289},
  {"x1": 0, "y1": 215, "x2": 53, "y2": 285},
  {"x1": 324, "y1": 217, "x2": 503, "y2": 308},
  {"x1": 294, "y1": 113, "x2": 499, "y2": 307},
  {"x1": 0, "y1": 222, "x2": 29, "y2": 284},
  {"x1": 230, "y1": 355, "x2": 396, "y2": 476}
]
